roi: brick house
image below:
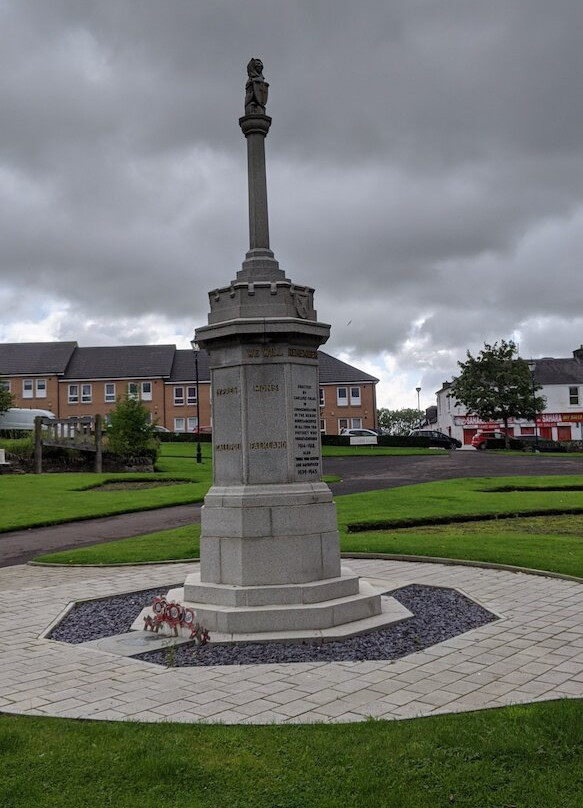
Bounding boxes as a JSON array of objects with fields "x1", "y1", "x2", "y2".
[{"x1": 0, "y1": 342, "x2": 377, "y2": 435}]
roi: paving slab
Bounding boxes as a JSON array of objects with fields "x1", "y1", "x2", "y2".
[{"x1": 0, "y1": 559, "x2": 581, "y2": 725}]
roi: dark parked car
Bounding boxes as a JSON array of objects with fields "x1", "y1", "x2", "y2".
[
  {"x1": 472, "y1": 432, "x2": 565, "y2": 452},
  {"x1": 408, "y1": 429, "x2": 461, "y2": 449}
]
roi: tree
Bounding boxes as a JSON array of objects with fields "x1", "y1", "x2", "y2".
[
  {"x1": 449, "y1": 340, "x2": 545, "y2": 448},
  {"x1": 377, "y1": 407, "x2": 423, "y2": 435},
  {"x1": 106, "y1": 395, "x2": 158, "y2": 458},
  {"x1": 0, "y1": 387, "x2": 14, "y2": 415}
]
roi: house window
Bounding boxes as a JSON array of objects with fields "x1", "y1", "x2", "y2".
[
  {"x1": 174, "y1": 386, "x2": 185, "y2": 406},
  {"x1": 187, "y1": 416, "x2": 199, "y2": 432},
  {"x1": 174, "y1": 417, "x2": 185, "y2": 432},
  {"x1": 187, "y1": 385, "x2": 197, "y2": 405},
  {"x1": 338, "y1": 418, "x2": 349, "y2": 431},
  {"x1": 319, "y1": 388, "x2": 325, "y2": 407},
  {"x1": 141, "y1": 381, "x2": 152, "y2": 401},
  {"x1": 68, "y1": 384, "x2": 79, "y2": 404},
  {"x1": 0, "y1": 380, "x2": 10, "y2": 392},
  {"x1": 569, "y1": 386, "x2": 579, "y2": 405},
  {"x1": 351, "y1": 417, "x2": 363, "y2": 429},
  {"x1": 350, "y1": 386, "x2": 361, "y2": 405},
  {"x1": 81, "y1": 384, "x2": 92, "y2": 403},
  {"x1": 104, "y1": 383, "x2": 116, "y2": 403},
  {"x1": 128, "y1": 382, "x2": 139, "y2": 400},
  {"x1": 35, "y1": 379, "x2": 47, "y2": 398},
  {"x1": 337, "y1": 387, "x2": 348, "y2": 406},
  {"x1": 320, "y1": 419, "x2": 326, "y2": 433},
  {"x1": 23, "y1": 379, "x2": 33, "y2": 399}
]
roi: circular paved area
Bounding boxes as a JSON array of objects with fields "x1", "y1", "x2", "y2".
[{"x1": 1, "y1": 559, "x2": 581, "y2": 724}]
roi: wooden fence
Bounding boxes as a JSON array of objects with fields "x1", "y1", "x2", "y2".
[{"x1": 34, "y1": 415, "x2": 103, "y2": 473}]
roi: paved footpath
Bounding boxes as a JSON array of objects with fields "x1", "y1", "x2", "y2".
[{"x1": 1, "y1": 559, "x2": 581, "y2": 724}]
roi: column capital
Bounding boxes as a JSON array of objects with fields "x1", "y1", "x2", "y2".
[{"x1": 239, "y1": 114, "x2": 272, "y2": 138}]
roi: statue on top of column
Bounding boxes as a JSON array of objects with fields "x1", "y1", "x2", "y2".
[{"x1": 244, "y1": 58, "x2": 269, "y2": 114}]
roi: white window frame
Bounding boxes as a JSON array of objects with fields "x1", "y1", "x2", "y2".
[
  {"x1": 35, "y1": 379, "x2": 47, "y2": 398},
  {"x1": 337, "y1": 387, "x2": 348, "y2": 407},
  {"x1": 0, "y1": 380, "x2": 11, "y2": 392},
  {"x1": 338, "y1": 417, "x2": 349, "y2": 431},
  {"x1": 320, "y1": 419, "x2": 326, "y2": 433},
  {"x1": 319, "y1": 388, "x2": 325, "y2": 407},
  {"x1": 81, "y1": 384, "x2": 92, "y2": 404},
  {"x1": 351, "y1": 417, "x2": 363, "y2": 429},
  {"x1": 104, "y1": 383, "x2": 116, "y2": 403},
  {"x1": 174, "y1": 417, "x2": 185, "y2": 432},
  {"x1": 22, "y1": 379, "x2": 33, "y2": 399},
  {"x1": 68, "y1": 384, "x2": 79, "y2": 404},
  {"x1": 141, "y1": 381, "x2": 152, "y2": 401},
  {"x1": 569, "y1": 386, "x2": 579, "y2": 405},
  {"x1": 187, "y1": 416, "x2": 199, "y2": 432},
  {"x1": 128, "y1": 382, "x2": 139, "y2": 400},
  {"x1": 174, "y1": 386, "x2": 185, "y2": 406},
  {"x1": 350, "y1": 386, "x2": 361, "y2": 406},
  {"x1": 187, "y1": 385, "x2": 197, "y2": 405}
]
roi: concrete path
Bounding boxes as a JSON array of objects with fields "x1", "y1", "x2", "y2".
[
  {"x1": 1, "y1": 452, "x2": 580, "y2": 567},
  {"x1": 0, "y1": 504, "x2": 201, "y2": 568},
  {"x1": 1, "y1": 559, "x2": 581, "y2": 724}
]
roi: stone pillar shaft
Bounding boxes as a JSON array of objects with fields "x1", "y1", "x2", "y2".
[{"x1": 239, "y1": 114, "x2": 272, "y2": 253}]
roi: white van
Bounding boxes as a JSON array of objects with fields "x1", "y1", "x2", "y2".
[{"x1": 0, "y1": 408, "x2": 57, "y2": 431}]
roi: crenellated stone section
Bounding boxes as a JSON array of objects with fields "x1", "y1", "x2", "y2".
[{"x1": 207, "y1": 279, "x2": 317, "y2": 323}]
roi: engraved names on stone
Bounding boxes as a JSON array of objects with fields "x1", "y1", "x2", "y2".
[{"x1": 293, "y1": 378, "x2": 320, "y2": 480}]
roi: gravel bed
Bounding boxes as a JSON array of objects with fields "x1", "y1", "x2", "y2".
[
  {"x1": 48, "y1": 585, "x2": 178, "y2": 643},
  {"x1": 48, "y1": 582, "x2": 496, "y2": 665}
]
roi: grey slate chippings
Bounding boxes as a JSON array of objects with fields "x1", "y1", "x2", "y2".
[{"x1": 48, "y1": 584, "x2": 496, "y2": 665}]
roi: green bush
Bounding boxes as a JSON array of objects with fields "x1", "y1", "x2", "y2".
[{"x1": 106, "y1": 396, "x2": 159, "y2": 460}]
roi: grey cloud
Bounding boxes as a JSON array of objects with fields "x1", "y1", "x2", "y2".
[{"x1": 1, "y1": 0, "x2": 583, "y2": 404}]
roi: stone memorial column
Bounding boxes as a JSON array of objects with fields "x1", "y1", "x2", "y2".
[{"x1": 179, "y1": 60, "x2": 385, "y2": 637}]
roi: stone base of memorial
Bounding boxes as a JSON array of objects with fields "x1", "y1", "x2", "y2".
[{"x1": 174, "y1": 292, "x2": 395, "y2": 639}]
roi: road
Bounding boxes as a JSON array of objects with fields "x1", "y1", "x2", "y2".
[{"x1": 0, "y1": 450, "x2": 580, "y2": 567}]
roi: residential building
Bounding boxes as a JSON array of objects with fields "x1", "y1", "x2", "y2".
[
  {"x1": 0, "y1": 342, "x2": 377, "y2": 435},
  {"x1": 433, "y1": 345, "x2": 583, "y2": 444}
]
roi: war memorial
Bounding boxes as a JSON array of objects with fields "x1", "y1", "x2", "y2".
[{"x1": 166, "y1": 59, "x2": 406, "y2": 640}]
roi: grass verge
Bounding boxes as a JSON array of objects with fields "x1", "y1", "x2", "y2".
[
  {"x1": 35, "y1": 476, "x2": 583, "y2": 576},
  {"x1": 1, "y1": 701, "x2": 581, "y2": 808}
]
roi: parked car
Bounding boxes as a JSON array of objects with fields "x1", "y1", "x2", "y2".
[
  {"x1": 471, "y1": 431, "x2": 510, "y2": 450},
  {"x1": 510, "y1": 435, "x2": 565, "y2": 452},
  {"x1": 192, "y1": 426, "x2": 212, "y2": 435},
  {"x1": 408, "y1": 429, "x2": 461, "y2": 449},
  {"x1": 0, "y1": 407, "x2": 56, "y2": 431},
  {"x1": 340, "y1": 428, "x2": 379, "y2": 437},
  {"x1": 153, "y1": 425, "x2": 171, "y2": 433}
]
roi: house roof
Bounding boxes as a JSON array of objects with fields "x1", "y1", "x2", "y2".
[
  {"x1": 318, "y1": 352, "x2": 378, "y2": 384},
  {"x1": 0, "y1": 342, "x2": 77, "y2": 376},
  {"x1": 63, "y1": 345, "x2": 176, "y2": 380},
  {"x1": 168, "y1": 349, "x2": 378, "y2": 385},
  {"x1": 0, "y1": 341, "x2": 378, "y2": 386},
  {"x1": 168, "y1": 349, "x2": 211, "y2": 382},
  {"x1": 532, "y1": 358, "x2": 583, "y2": 385}
]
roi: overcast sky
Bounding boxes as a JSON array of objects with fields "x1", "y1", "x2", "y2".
[{"x1": 1, "y1": 1, "x2": 582, "y2": 409}]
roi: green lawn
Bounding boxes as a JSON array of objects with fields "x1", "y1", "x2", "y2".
[
  {"x1": 1, "y1": 700, "x2": 582, "y2": 808},
  {"x1": 34, "y1": 476, "x2": 583, "y2": 577}
]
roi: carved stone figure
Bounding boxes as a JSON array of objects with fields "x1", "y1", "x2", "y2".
[{"x1": 244, "y1": 58, "x2": 269, "y2": 114}]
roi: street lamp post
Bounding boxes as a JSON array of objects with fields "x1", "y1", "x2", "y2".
[
  {"x1": 190, "y1": 338, "x2": 202, "y2": 464},
  {"x1": 416, "y1": 386, "x2": 422, "y2": 428},
  {"x1": 527, "y1": 360, "x2": 539, "y2": 453}
]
